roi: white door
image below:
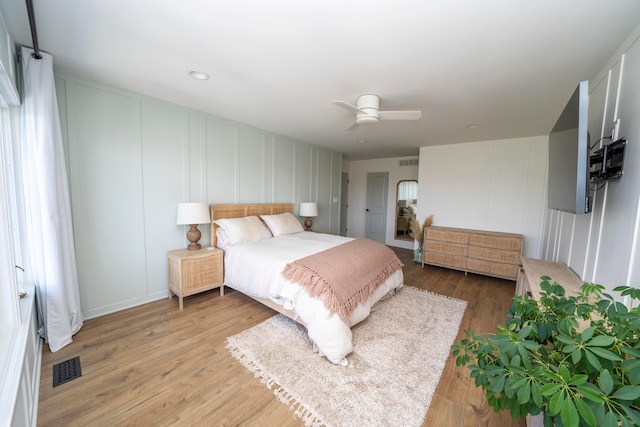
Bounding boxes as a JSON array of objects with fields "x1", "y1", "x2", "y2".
[
  {"x1": 340, "y1": 173, "x2": 348, "y2": 236},
  {"x1": 365, "y1": 172, "x2": 388, "y2": 243}
]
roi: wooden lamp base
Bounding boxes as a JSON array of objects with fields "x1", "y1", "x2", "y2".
[
  {"x1": 304, "y1": 217, "x2": 313, "y2": 231},
  {"x1": 186, "y1": 224, "x2": 202, "y2": 250}
]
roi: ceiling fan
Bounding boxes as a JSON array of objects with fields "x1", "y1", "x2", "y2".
[{"x1": 332, "y1": 94, "x2": 422, "y2": 131}]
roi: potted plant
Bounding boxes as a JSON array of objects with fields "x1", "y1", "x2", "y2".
[{"x1": 451, "y1": 277, "x2": 640, "y2": 427}]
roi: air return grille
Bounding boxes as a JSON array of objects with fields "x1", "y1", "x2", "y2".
[
  {"x1": 53, "y1": 356, "x2": 82, "y2": 387},
  {"x1": 399, "y1": 159, "x2": 419, "y2": 167}
]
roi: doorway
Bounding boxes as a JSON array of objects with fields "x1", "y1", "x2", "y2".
[{"x1": 365, "y1": 172, "x2": 388, "y2": 243}]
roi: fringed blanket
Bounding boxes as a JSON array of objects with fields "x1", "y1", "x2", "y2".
[{"x1": 281, "y1": 238, "x2": 404, "y2": 321}]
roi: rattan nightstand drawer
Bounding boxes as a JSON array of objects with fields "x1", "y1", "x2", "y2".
[{"x1": 168, "y1": 247, "x2": 224, "y2": 309}]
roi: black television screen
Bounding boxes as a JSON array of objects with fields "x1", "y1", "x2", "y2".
[{"x1": 547, "y1": 80, "x2": 591, "y2": 214}]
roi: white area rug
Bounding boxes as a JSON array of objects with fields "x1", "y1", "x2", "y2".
[{"x1": 225, "y1": 286, "x2": 467, "y2": 427}]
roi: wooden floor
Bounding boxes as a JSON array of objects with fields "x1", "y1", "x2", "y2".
[{"x1": 37, "y1": 248, "x2": 526, "y2": 427}]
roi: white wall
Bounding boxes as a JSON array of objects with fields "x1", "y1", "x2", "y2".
[
  {"x1": 542, "y1": 25, "x2": 640, "y2": 296},
  {"x1": 56, "y1": 72, "x2": 342, "y2": 319},
  {"x1": 417, "y1": 136, "x2": 548, "y2": 259},
  {"x1": 345, "y1": 157, "x2": 419, "y2": 249}
]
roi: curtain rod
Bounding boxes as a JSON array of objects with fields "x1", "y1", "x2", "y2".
[{"x1": 25, "y1": 0, "x2": 42, "y2": 59}]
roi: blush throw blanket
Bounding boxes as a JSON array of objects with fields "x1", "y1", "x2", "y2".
[{"x1": 281, "y1": 238, "x2": 404, "y2": 321}]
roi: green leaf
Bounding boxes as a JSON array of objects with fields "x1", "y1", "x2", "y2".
[
  {"x1": 571, "y1": 348, "x2": 582, "y2": 364},
  {"x1": 612, "y1": 385, "x2": 640, "y2": 400},
  {"x1": 531, "y1": 380, "x2": 542, "y2": 407},
  {"x1": 517, "y1": 343, "x2": 530, "y2": 360},
  {"x1": 518, "y1": 325, "x2": 533, "y2": 340},
  {"x1": 549, "y1": 389, "x2": 565, "y2": 416},
  {"x1": 560, "y1": 397, "x2": 579, "y2": 427},
  {"x1": 508, "y1": 376, "x2": 527, "y2": 390},
  {"x1": 574, "y1": 397, "x2": 597, "y2": 427},
  {"x1": 602, "y1": 409, "x2": 619, "y2": 427},
  {"x1": 587, "y1": 346, "x2": 624, "y2": 361},
  {"x1": 621, "y1": 405, "x2": 640, "y2": 425},
  {"x1": 517, "y1": 380, "x2": 531, "y2": 405},
  {"x1": 584, "y1": 349, "x2": 602, "y2": 371},
  {"x1": 521, "y1": 340, "x2": 540, "y2": 351},
  {"x1": 563, "y1": 344, "x2": 578, "y2": 354},
  {"x1": 586, "y1": 335, "x2": 615, "y2": 347},
  {"x1": 621, "y1": 346, "x2": 640, "y2": 358},
  {"x1": 510, "y1": 355, "x2": 521, "y2": 367},
  {"x1": 541, "y1": 369, "x2": 563, "y2": 383},
  {"x1": 621, "y1": 359, "x2": 640, "y2": 371},
  {"x1": 581, "y1": 327, "x2": 595, "y2": 342},
  {"x1": 555, "y1": 335, "x2": 575, "y2": 345},
  {"x1": 627, "y1": 366, "x2": 640, "y2": 386},
  {"x1": 559, "y1": 364, "x2": 571, "y2": 382},
  {"x1": 599, "y1": 369, "x2": 614, "y2": 395},
  {"x1": 540, "y1": 383, "x2": 562, "y2": 396},
  {"x1": 575, "y1": 385, "x2": 606, "y2": 403},
  {"x1": 568, "y1": 374, "x2": 588, "y2": 386},
  {"x1": 490, "y1": 374, "x2": 506, "y2": 393}
]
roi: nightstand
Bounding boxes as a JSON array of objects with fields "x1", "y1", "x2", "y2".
[{"x1": 167, "y1": 247, "x2": 224, "y2": 309}]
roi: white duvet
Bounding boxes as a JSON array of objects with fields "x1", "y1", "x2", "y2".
[{"x1": 223, "y1": 232, "x2": 404, "y2": 365}]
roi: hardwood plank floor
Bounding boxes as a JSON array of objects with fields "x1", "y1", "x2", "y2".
[{"x1": 37, "y1": 248, "x2": 526, "y2": 427}]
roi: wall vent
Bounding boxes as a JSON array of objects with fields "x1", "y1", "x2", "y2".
[{"x1": 399, "y1": 159, "x2": 419, "y2": 167}]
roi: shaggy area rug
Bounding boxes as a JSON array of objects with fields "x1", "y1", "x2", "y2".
[{"x1": 225, "y1": 286, "x2": 467, "y2": 427}]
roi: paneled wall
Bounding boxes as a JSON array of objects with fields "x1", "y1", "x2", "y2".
[
  {"x1": 542, "y1": 26, "x2": 640, "y2": 296},
  {"x1": 56, "y1": 72, "x2": 342, "y2": 319},
  {"x1": 417, "y1": 136, "x2": 548, "y2": 259}
]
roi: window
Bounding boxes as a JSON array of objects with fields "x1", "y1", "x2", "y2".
[{"x1": 0, "y1": 106, "x2": 22, "y2": 325}]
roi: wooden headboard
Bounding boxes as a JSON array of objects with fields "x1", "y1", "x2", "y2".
[{"x1": 209, "y1": 203, "x2": 294, "y2": 247}]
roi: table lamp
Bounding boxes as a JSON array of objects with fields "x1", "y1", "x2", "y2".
[
  {"x1": 176, "y1": 202, "x2": 210, "y2": 250},
  {"x1": 299, "y1": 202, "x2": 318, "y2": 231}
]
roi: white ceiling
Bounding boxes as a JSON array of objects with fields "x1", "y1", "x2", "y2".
[{"x1": 1, "y1": 1, "x2": 640, "y2": 160}]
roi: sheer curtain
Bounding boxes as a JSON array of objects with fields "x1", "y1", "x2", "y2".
[{"x1": 20, "y1": 46, "x2": 83, "y2": 351}]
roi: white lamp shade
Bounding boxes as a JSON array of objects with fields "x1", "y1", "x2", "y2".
[
  {"x1": 176, "y1": 203, "x2": 210, "y2": 225},
  {"x1": 299, "y1": 202, "x2": 318, "y2": 217}
]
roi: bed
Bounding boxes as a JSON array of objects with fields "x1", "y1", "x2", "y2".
[{"x1": 210, "y1": 203, "x2": 404, "y2": 365}]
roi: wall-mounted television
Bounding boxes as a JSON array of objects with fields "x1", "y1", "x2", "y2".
[{"x1": 547, "y1": 80, "x2": 591, "y2": 214}]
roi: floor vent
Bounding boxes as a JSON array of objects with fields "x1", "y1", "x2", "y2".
[{"x1": 53, "y1": 356, "x2": 82, "y2": 387}]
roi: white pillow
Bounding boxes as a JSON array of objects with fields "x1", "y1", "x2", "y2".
[
  {"x1": 214, "y1": 216, "x2": 272, "y2": 246},
  {"x1": 215, "y1": 227, "x2": 231, "y2": 252},
  {"x1": 260, "y1": 212, "x2": 304, "y2": 236}
]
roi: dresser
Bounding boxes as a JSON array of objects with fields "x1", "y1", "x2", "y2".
[{"x1": 422, "y1": 226, "x2": 523, "y2": 281}]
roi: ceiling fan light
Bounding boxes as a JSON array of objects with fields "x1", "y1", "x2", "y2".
[
  {"x1": 356, "y1": 116, "x2": 378, "y2": 125},
  {"x1": 189, "y1": 70, "x2": 210, "y2": 80}
]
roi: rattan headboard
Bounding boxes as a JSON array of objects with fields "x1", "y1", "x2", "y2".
[{"x1": 209, "y1": 203, "x2": 294, "y2": 247}]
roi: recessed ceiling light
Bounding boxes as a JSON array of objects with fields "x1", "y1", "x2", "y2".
[
  {"x1": 468, "y1": 124, "x2": 480, "y2": 129},
  {"x1": 189, "y1": 70, "x2": 210, "y2": 80},
  {"x1": 356, "y1": 139, "x2": 367, "y2": 143}
]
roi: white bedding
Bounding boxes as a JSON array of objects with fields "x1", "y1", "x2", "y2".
[{"x1": 223, "y1": 231, "x2": 404, "y2": 365}]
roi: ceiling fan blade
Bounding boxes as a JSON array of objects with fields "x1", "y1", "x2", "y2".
[
  {"x1": 333, "y1": 100, "x2": 361, "y2": 113},
  {"x1": 345, "y1": 121, "x2": 359, "y2": 131},
  {"x1": 378, "y1": 110, "x2": 422, "y2": 121}
]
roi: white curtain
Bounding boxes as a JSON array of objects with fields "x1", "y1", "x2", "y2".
[{"x1": 20, "y1": 47, "x2": 83, "y2": 352}]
